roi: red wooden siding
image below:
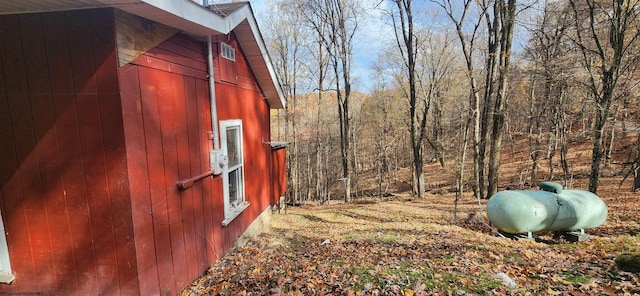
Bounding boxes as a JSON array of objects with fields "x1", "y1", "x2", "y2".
[
  {"x1": 271, "y1": 148, "x2": 287, "y2": 204},
  {"x1": 0, "y1": 9, "x2": 138, "y2": 295},
  {"x1": 213, "y1": 33, "x2": 273, "y2": 253},
  {"x1": 0, "y1": 9, "x2": 279, "y2": 295},
  {"x1": 212, "y1": 34, "x2": 262, "y2": 92},
  {"x1": 122, "y1": 33, "x2": 216, "y2": 295},
  {"x1": 120, "y1": 31, "x2": 274, "y2": 295}
]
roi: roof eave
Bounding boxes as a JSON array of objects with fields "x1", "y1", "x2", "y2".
[
  {"x1": 0, "y1": 0, "x2": 286, "y2": 109},
  {"x1": 128, "y1": 1, "x2": 286, "y2": 109},
  {"x1": 227, "y1": 5, "x2": 286, "y2": 109}
]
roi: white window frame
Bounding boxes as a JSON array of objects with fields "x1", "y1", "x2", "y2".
[
  {"x1": 220, "y1": 120, "x2": 248, "y2": 226},
  {"x1": 0, "y1": 211, "x2": 14, "y2": 284},
  {"x1": 220, "y1": 42, "x2": 236, "y2": 61}
]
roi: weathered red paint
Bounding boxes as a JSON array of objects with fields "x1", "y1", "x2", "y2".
[
  {"x1": 0, "y1": 7, "x2": 286, "y2": 296},
  {"x1": 271, "y1": 148, "x2": 288, "y2": 204},
  {"x1": 0, "y1": 9, "x2": 136, "y2": 295}
]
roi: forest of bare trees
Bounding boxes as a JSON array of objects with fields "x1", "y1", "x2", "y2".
[{"x1": 261, "y1": 0, "x2": 640, "y2": 205}]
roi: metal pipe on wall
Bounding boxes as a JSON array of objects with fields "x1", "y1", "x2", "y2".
[
  {"x1": 207, "y1": 35, "x2": 220, "y2": 150},
  {"x1": 175, "y1": 36, "x2": 222, "y2": 189}
]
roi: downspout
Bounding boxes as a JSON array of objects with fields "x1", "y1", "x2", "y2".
[
  {"x1": 207, "y1": 35, "x2": 220, "y2": 150},
  {"x1": 175, "y1": 35, "x2": 222, "y2": 190}
]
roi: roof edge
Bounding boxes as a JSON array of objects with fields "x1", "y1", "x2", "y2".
[
  {"x1": 118, "y1": 0, "x2": 286, "y2": 108},
  {"x1": 225, "y1": 4, "x2": 286, "y2": 109},
  {"x1": 0, "y1": 0, "x2": 286, "y2": 109}
]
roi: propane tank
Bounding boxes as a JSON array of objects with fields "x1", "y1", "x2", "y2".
[{"x1": 486, "y1": 182, "x2": 607, "y2": 234}]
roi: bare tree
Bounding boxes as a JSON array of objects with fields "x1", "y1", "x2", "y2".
[
  {"x1": 362, "y1": 62, "x2": 408, "y2": 197},
  {"x1": 418, "y1": 29, "x2": 457, "y2": 169},
  {"x1": 299, "y1": 0, "x2": 361, "y2": 202},
  {"x1": 633, "y1": 134, "x2": 640, "y2": 191},
  {"x1": 568, "y1": 0, "x2": 640, "y2": 193},
  {"x1": 264, "y1": 1, "x2": 310, "y2": 204},
  {"x1": 433, "y1": 0, "x2": 487, "y2": 199},
  {"x1": 485, "y1": 0, "x2": 518, "y2": 197},
  {"x1": 434, "y1": 0, "x2": 520, "y2": 198},
  {"x1": 523, "y1": 1, "x2": 574, "y2": 186},
  {"x1": 309, "y1": 25, "x2": 333, "y2": 202},
  {"x1": 389, "y1": 0, "x2": 431, "y2": 197}
]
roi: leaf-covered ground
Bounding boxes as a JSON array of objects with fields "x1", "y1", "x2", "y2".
[{"x1": 180, "y1": 177, "x2": 640, "y2": 295}]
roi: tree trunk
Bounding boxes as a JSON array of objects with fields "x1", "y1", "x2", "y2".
[
  {"x1": 315, "y1": 37, "x2": 326, "y2": 203},
  {"x1": 430, "y1": 98, "x2": 445, "y2": 168},
  {"x1": 338, "y1": 92, "x2": 351, "y2": 203},
  {"x1": 437, "y1": 0, "x2": 484, "y2": 199},
  {"x1": 589, "y1": 105, "x2": 607, "y2": 193},
  {"x1": 560, "y1": 129, "x2": 569, "y2": 187},
  {"x1": 528, "y1": 77, "x2": 542, "y2": 187},
  {"x1": 471, "y1": 87, "x2": 482, "y2": 199},
  {"x1": 546, "y1": 131, "x2": 557, "y2": 181},
  {"x1": 487, "y1": 0, "x2": 517, "y2": 198},
  {"x1": 479, "y1": 0, "x2": 499, "y2": 198},
  {"x1": 411, "y1": 116, "x2": 425, "y2": 197},
  {"x1": 378, "y1": 139, "x2": 384, "y2": 198},
  {"x1": 454, "y1": 109, "x2": 471, "y2": 223},
  {"x1": 568, "y1": 0, "x2": 638, "y2": 194},
  {"x1": 589, "y1": 72, "x2": 616, "y2": 193},
  {"x1": 324, "y1": 143, "x2": 331, "y2": 203},
  {"x1": 392, "y1": 0, "x2": 424, "y2": 198},
  {"x1": 605, "y1": 105, "x2": 619, "y2": 168},
  {"x1": 556, "y1": 88, "x2": 569, "y2": 186},
  {"x1": 316, "y1": 141, "x2": 323, "y2": 202},
  {"x1": 633, "y1": 133, "x2": 640, "y2": 192}
]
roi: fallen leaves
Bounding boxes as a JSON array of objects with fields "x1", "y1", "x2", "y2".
[{"x1": 181, "y1": 192, "x2": 640, "y2": 295}]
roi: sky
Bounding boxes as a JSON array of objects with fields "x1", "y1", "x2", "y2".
[
  {"x1": 244, "y1": 0, "x2": 531, "y2": 93},
  {"x1": 247, "y1": 0, "x2": 397, "y2": 93}
]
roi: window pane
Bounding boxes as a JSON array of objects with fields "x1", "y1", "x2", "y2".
[
  {"x1": 221, "y1": 42, "x2": 235, "y2": 61},
  {"x1": 226, "y1": 127, "x2": 241, "y2": 167},
  {"x1": 229, "y1": 168, "x2": 239, "y2": 205}
]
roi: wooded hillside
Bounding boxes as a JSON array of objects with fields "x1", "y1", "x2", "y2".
[{"x1": 262, "y1": 0, "x2": 640, "y2": 204}]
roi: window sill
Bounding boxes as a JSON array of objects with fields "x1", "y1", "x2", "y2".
[
  {"x1": 0, "y1": 273, "x2": 15, "y2": 284},
  {"x1": 222, "y1": 202, "x2": 250, "y2": 226}
]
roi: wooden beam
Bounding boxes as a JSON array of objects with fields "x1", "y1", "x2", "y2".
[{"x1": 115, "y1": 9, "x2": 178, "y2": 67}]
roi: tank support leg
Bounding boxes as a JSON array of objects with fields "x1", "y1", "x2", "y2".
[
  {"x1": 498, "y1": 230, "x2": 537, "y2": 241},
  {"x1": 555, "y1": 229, "x2": 591, "y2": 242}
]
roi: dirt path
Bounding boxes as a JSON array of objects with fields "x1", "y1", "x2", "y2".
[{"x1": 181, "y1": 183, "x2": 639, "y2": 295}]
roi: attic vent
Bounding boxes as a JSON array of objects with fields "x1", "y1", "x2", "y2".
[{"x1": 221, "y1": 42, "x2": 235, "y2": 61}]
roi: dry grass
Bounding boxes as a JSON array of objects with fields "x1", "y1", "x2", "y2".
[
  {"x1": 181, "y1": 186, "x2": 639, "y2": 295},
  {"x1": 181, "y1": 133, "x2": 640, "y2": 295}
]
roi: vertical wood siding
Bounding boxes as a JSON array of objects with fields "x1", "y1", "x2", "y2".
[
  {"x1": 271, "y1": 148, "x2": 287, "y2": 204},
  {"x1": 121, "y1": 32, "x2": 274, "y2": 294},
  {"x1": 0, "y1": 9, "x2": 277, "y2": 295},
  {"x1": 0, "y1": 9, "x2": 138, "y2": 295},
  {"x1": 122, "y1": 33, "x2": 214, "y2": 295}
]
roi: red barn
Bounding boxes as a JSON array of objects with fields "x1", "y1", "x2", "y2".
[{"x1": 0, "y1": 1, "x2": 287, "y2": 295}]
